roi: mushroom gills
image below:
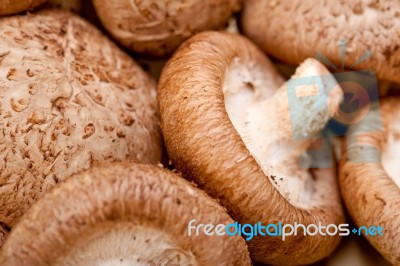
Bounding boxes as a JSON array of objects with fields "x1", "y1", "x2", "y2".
[
  {"x1": 58, "y1": 222, "x2": 197, "y2": 266},
  {"x1": 224, "y1": 58, "x2": 342, "y2": 207}
]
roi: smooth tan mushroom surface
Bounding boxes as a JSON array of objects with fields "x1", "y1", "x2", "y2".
[
  {"x1": 0, "y1": 0, "x2": 46, "y2": 16},
  {"x1": 0, "y1": 162, "x2": 251, "y2": 266},
  {"x1": 241, "y1": 0, "x2": 400, "y2": 84},
  {"x1": 92, "y1": 0, "x2": 241, "y2": 57},
  {"x1": 0, "y1": 10, "x2": 162, "y2": 240},
  {"x1": 340, "y1": 98, "x2": 400, "y2": 264},
  {"x1": 158, "y1": 31, "x2": 345, "y2": 265}
]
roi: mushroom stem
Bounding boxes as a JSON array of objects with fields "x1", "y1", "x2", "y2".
[{"x1": 238, "y1": 59, "x2": 342, "y2": 178}]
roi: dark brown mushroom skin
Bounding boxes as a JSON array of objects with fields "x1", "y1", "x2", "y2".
[{"x1": 158, "y1": 31, "x2": 344, "y2": 265}]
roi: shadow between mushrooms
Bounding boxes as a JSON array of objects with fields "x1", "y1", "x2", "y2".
[
  {"x1": 339, "y1": 98, "x2": 400, "y2": 265},
  {"x1": 0, "y1": 162, "x2": 251, "y2": 266},
  {"x1": 158, "y1": 31, "x2": 345, "y2": 265},
  {"x1": 0, "y1": 10, "x2": 162, "y2": 246}
]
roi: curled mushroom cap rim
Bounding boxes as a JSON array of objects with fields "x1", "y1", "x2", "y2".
[
  {"x1": 339, "y1": 98, "x2": 400, "y2": 265},
  {"x1": 157, "y1": 31, "x2": 345, "y2": 265},
  {"x1": 0, "y1": 162, "x2": 251, "y2": 266}
]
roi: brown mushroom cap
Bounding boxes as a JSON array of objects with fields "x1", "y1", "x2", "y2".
[
  {"x1": 158, "y1": 31, "x2": 344, "y2": 265},
  {"x1": 0, "y1": 162, "x2": 251, "y2": 265},
  {"x1": 0, "y1": 10, "x2": 161, "y2": 238},
  {"x1": 241, "y1": 0, "x2": 400, "y2": 84},
  {"x1": 92, "y1": 0, "x2": 241, "y2": 57},
  {"x1": 339, "y1": 98, "x2": 400, "y2": 264},
  {"x1": 0, "y1": 0, "x2": 46, "y2": 16}
]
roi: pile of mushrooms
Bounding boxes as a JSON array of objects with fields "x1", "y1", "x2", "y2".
[{"x1": 0, "y1": 1, "x2": 399, "y2": 265}]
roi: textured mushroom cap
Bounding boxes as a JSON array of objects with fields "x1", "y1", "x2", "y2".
[
  {"x1": 92, "y1": 0, "x2": 241, "y2": 57},
  {"x1": 0, "y1": 11, "x2": 161, "y2": 235},
  {"x1": 0, "y1": 162, "x2": 251, "y2": 266},
  {"x1": 339, "y1": 98, "x2": 400, "y2": 264},
  {"x1": 158, "y1": 31, "x2": 344, "y2": 265},
  {"x1": 241, "y1": 0, "x2": 400, "y2": 84},
  {"x1": 0, "y1": 0, "x2": 46, "y2": 16}
]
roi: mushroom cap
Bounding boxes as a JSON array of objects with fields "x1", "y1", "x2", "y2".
[
  {"x1": 0, "y1": 0, "x2": 46, "y2": 16},
  {"x1": 158, "y1": 31, "x2": 344, "y2": 265},
  {"x1": 241, "y1": 0, "x2": 400, "y2": 84},
  {"x1": 0, "y1": 162, "x2": 251, "y2": 266},
  {"x1": 339, "y1": 98, "x2": 400, "y2": 264},
  {"x1": 0, "y1": 11, "x2": 161, "y2": 234},
  {"x1": 92, "y1": 0, "x2": 241, "y2": 57}
]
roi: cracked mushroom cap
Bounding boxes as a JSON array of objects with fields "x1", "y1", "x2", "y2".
[
  {"x1": 158, "y1": 31, "x2": 345, "y2": 265},
  {"x1": 92, "y1": 0, "x2": 241, "y2": 57},
  {"x1": 0, "y1": 162, "x2": 251, "y2": 266},
  {"x1": 0, "y1": 10, "x2": 162, "y2": 242},
  {"x1": 241, "y1": 0, "x2": 400, "y2": 84},
  {"x1": 0, "y1": 0, "x2": 46, "y2": 16},
  {"x1": 339, "y1": 98, "x2": 400, "y2": 264}
]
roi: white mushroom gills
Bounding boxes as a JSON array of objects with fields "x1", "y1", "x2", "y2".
[
  {"x1": 57, "y1": 223, "x2": 197, "y2": 266},
  {"x1": 224, "y1": 58, "x2": 342, "y2": 207}
]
